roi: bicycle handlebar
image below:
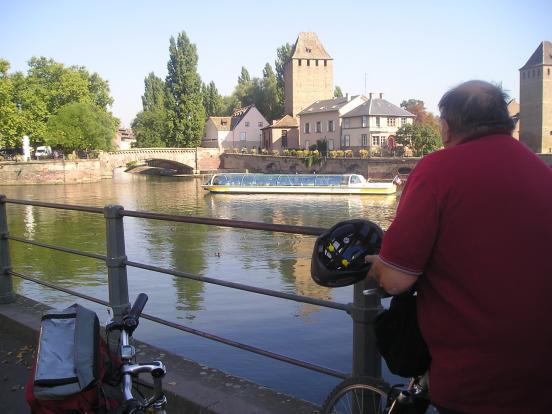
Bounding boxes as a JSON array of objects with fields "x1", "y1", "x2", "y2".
[{"x1": 123, "y1": 293, "x2": 148, "y2": 335}]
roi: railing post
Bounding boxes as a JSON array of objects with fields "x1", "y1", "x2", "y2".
[
  {"x1": 351, "y1": 277, "x2": 382, "y2": 378},
  {"x1": 0, "y1": 196, "x2": 15, "y2": 304},
  {"x1": 104, "y1": 205, "x2": 130, "y2": 323}
]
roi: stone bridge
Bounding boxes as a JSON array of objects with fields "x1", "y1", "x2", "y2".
[{"x1": 99, "y1": 148, "x2": 221, "y2": 177}]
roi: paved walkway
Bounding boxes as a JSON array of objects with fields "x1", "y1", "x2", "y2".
[{"x1": 0, "y1": 321, "x2": 35, "y2": 413}]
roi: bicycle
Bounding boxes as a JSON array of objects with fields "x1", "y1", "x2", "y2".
[
  {"x1": 321, "y1": 288, "x2": 432, "y2": 414},
  {"x1": 106, "y1": 293, "x2": 168, "y2": 414}
]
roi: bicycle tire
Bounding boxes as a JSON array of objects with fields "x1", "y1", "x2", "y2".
[{"x1": 321, "y1": 376, "x2": 391, "y2": 414}]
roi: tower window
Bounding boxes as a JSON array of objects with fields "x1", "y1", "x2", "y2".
[
  {"x1": 316, "y1": 60, "x2": 319, "y2": 66},
  {"x1": 548, "y1": 68, "x2": 550, "y2": 76},
  {"x1": 298, "y1": 59, "x2": 302, "y2": 66},
  {"x1": 324, "y1": 60, "x2": 327, "y2": 67},
  {"x1": 307, "y1": 60, "x2": 310, "y2": 66}
]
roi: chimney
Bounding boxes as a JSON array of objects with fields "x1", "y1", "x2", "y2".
[
  {"x1": 369, "y1": 92, "x2": 374, "y2": 99},
  {"x1": 379, "y1": 93, "x2": 384, "y2": 99},
  {"x1": 345, "y1": 93, "x2": 350, "y2": 101}
]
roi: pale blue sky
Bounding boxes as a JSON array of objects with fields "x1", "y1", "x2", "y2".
[{"x1": 1, "y1": 0, "x2": 550, "y2": 127}]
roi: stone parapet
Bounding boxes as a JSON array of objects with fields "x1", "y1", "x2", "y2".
[{"x1": 0, "y1": 159, "x2": 102, "y2": 185}]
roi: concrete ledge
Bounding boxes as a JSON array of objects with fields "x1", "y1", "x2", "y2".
[{"x1": 0, "y1": 295, "x2": 320, "y2": 414}]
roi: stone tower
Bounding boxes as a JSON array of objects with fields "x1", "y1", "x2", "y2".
[
  {"x1": 519, "y1": 41, "x2": 552, "y2": 153},
  {"x1": 284, "y1": 32, "x2": 333, "y2": 117}
]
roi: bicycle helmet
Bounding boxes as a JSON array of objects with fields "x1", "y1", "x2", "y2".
[{"x1": 311, "y1": 219, "x2": 384, "y2": 288}]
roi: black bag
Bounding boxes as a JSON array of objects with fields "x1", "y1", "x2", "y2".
[{"x1": 374, "y1": 290, "x2": 431, "y2": 377}]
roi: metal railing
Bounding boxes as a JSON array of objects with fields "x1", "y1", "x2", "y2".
[{"x1": 0, "y1": 195, "x2": 383, "y2": 381}]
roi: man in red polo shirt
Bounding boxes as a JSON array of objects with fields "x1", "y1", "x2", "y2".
[{"x1": 365, "y1": 80, "x2": 552, "y2": 413}]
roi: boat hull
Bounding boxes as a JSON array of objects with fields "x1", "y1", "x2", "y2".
[{"x1": 202, "y1": 184, "x2": 396, "y2": 195}]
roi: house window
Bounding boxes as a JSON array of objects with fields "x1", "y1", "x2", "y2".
[
  {"x1": 362, "y1": 134, "x2": 368, "y2": 147},
  {"x1": 387, "y1": 117, "x2": 396, "y2": 127},
  {"x1": 401, "y1": 117, "x2": 407, "y2": 126},
  {"x1": 245, "y1": 121, "x2": 250, "y2": 127},
  {"x1": 343, "y1": 118, "x2": 350, "y2": 129},
  {"x1": 376, "y1": 117, "x2": 380, "y2": 127},
  {"x1": 362, "y1": 116, "x2": 368, "y2": 128},
  {"x1": 281, "y1": 130, "x2": 288, "y2": 148},
  {"x1": 258, "y1": 122, "x2": 263, "y2": 127},
  {"x1": 328, "y1": 139, "x2": 334, "y2": 150},
  {"x1": 372, "y1": 135, "x2": 380, "y2": 146},
  {"x1": 305, "y1": 122, "x2": 310, "y2": 134},
  {"x1": 240, "y1": 132, "x2": 246, "y2": 141},
  {"x1": 305, "y1": 140, "x2": 310, "y2": 149},
  {"x1": 316, "y1": 121, "x2": 321, "y2": 133},
  {"x1": 342, "y1": 135, "x2": 350, "y2": 147},
  {"x1": 328, "y1": 120, "x2": 335, "y2": 132}
]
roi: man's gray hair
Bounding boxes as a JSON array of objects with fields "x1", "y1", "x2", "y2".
[{"x1": 438, "y1": 80, "x2": 515, "y2": 139}]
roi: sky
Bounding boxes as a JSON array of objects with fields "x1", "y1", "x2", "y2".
[{"x1": 1, "y1": 0, "x2": 551, "y2": 127}]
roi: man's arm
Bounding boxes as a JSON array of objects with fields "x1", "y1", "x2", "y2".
[{"x1": 365, "y1": 255, "x2": 418, "y2": 295}]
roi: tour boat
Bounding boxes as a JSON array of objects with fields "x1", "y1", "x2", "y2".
[{"x1": 202, "y1": 173, "x2": 399, "y2": 195}]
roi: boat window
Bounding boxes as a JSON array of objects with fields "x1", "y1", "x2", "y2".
[
  {"x1": 242, "y1": 175, "x2": 257, "y2": 185},
  {"x1": 204, "y1": 175, "x2": 214, "y2": 185},
  {"x1": 228, "y1": 175, "x2": 244, "y2": 185},
  {"x1": 277, "y1": 176, "x2": 292, "y2": 186},
  {"x1": 264, "y1": 175, "x2": 279, "y2": 186},
  {"x1": 300, "y1": 176, "x2": 316, "y2": 186},
  {"x1": 350, "y1": 175, "x2": 363, "y2": 184},
  {"x1": 314, "y1": 175, "x2": 330, "y2": 186},
  {"x1": 341, "y1": 176, "x2": 350, "y2": 185},
  {"x1": 288, "y1": 175, "x2": 303, "y2": 186},
  {"x1": 212, "y1": 175, "x2": 229, "y2": 185},
  {"x1": 327, "y1": 176, "x2": 342, "y2": 186}
]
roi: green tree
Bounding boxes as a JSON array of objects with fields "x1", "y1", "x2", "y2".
[
  {"x1": 142, "y1": 72, "x2": 166, "y2": 112},
  {"x1": 334, "y1": 86, "x2": 343, "y2": 98},
  {"x1": 165, "y1": 31, "x2": 206, "y2": 147},
  {"x1": 258, "y1": 63, "x2": 280, "y2": 121},
  {"x1": 202, "y1": 81, "x2": 223, "y2": 117},
  {"x1": 221, "y1": 95, "x2": 241, "y2": 116},
  {"x1": 0, "y1": 57, "x2": 115, "y2": 149},
  {"x1": 131, "y1": 110, "x2": 167, "y2": 148},
  {"x1": 395, "y1": 123, "x2": 441, "y2": 156},
  {"x1": 275, "y1": 43, "x2": 292, "y2": 109},
  {"x1": 44, "y1": 102, "x2": 118, "y2": 153},
  {"x1": 400, "y1": 99, "x2": 440, "y2": 131}
]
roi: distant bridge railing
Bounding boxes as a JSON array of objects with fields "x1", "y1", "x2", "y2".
[{"x1": 0, "y1": 195, "x2": 382, "y2": 381}]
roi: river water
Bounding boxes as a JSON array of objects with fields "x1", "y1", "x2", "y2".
[{"x1": 0, "y1": 170, "x2": 401, "y2": 405}]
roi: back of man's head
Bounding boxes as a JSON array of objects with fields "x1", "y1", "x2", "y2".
[{"x1": 439, "y1": 80, "x2": 515, "y2": 140}]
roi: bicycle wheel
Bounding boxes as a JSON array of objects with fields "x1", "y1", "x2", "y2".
[{"x1": 321, "y1": 376, "x2": 391, "y2": 414}]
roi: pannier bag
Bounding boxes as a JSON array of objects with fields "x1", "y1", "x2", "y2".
[
  {"x1": 25, "y1": 303, "x2": 121, "y2": 413},
  {"x1": 373, "y1": 290, "x2": 431, "y2": 378}
]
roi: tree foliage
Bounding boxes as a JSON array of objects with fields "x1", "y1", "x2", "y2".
[
  {"x1": 0, "y1": 57, "x2": 115, "y2": 150},
  {"x1": 44, "y1": 102, "x2": 118, "y2": 152},
  {"x1": 400, "y1": 99, "x2": 440, "y2": 131},
  {"x1": 132, "y1": 109, "x2": 167, "y2": 148},
  {"x1": 334, "y1": 86, "x2": 343, "y2": 98},
  {"x1": 395, "y1": 123, "x2": 441, "y2": 156},
  {"x1": 142, "y1": 73, "x2": 166, "y2": 112},
  {"x1": 275, "y1": 43, "x2": 292, "y2": 106},
  {"x1": 165, "y1": 31, "x2": 206, "y2": 147},
  {"x1": 202, "y1": 81, "x2": 223, "y2": 118}
]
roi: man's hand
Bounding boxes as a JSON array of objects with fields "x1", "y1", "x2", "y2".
[{"x1": 365, "y1": 255, "x2": 418, "y2": 296}]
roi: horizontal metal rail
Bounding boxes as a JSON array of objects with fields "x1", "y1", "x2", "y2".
[
  {"x1": 7, "y1": 235, "x2": 107, "y2": 261},
  {"x1": 7, "y1": 234, "x2": 349, "y2": 312},
  {"x1": 126, "y1": 259, "x2": 350, "y2": 311},
  {"x1": 10, "y1": 270, "x2": 347, "y2": 379},
  {"x1": 5, "y1": 198, "x2": 104, "y2": 214}
]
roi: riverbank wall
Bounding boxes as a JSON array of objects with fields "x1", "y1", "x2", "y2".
[
  {"x1": 0, "y1": 159, "x2": 102, "y2": 185},
  {"x1": 221, "y1": 153, "x2": 419, "y2": 178}
]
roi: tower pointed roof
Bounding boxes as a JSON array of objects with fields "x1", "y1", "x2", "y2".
[
  {"x1": 291, "y1": 32, "x2": 332, "y2": 60},
  {"x1": 520, "y1": 41, "x2": 552, "y2": 69}
]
